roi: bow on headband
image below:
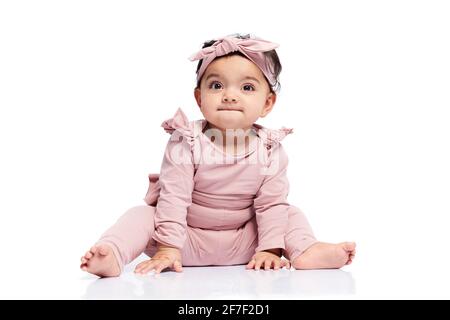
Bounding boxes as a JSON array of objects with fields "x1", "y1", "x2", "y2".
[{"x1": 188, "y1": 36, "x2": 279, "y2": 87}]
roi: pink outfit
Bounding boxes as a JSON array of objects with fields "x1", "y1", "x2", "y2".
[{"x1": 97, "y1": 108, "x2": 317, "y2": 272}]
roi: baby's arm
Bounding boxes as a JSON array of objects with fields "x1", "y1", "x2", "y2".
[
  {"x1": 152, "y1": 132, "x2": 195, "y2": 248},
  {"x1": 136, "y1": 131, "x2": 195, "y2": 274},
  {"x1": 247, "y1": 144, "x2": 291, "y2": 270}
]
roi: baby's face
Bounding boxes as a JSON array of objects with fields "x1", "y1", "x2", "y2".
[{"x1": 194, "y1": 55, "x2": 276, "y2": 131}]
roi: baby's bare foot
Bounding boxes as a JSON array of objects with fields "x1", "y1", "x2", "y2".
[
  {"x1": 293, "y1": 242, "x2": 356, "y2": 269},
  {"x1": 80, "y1": 243, "x2": 121, "y2": 277}
]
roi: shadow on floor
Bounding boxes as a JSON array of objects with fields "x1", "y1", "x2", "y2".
[{"x1": 81, "y1": 264, "x2": 355, "y2": 299}]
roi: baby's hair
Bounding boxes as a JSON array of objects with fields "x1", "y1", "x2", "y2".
[{"x1": 195, "y1": 33, "x2": 282, "y2": 94}]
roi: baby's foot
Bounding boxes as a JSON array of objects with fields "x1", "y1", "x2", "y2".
[
  {"x1": 293, "y1": 242, "x2": 356, "y2": 269},
  {"x1": 80, "y1": 243, "x2": 121, "y2": 277}
]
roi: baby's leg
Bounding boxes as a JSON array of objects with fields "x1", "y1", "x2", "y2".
[
  {"x1": 144, "y1": 225, "x2": 256, "y2": 267},
  {"x1": 213, "y1": 218, "x2": 259, "y2": 266},
  {"x1": 80, "y1": 205, "x2": 156, "y2": 277},
  {"x1": 284, "y1": 206, "x2": 356, "y2": 269}
]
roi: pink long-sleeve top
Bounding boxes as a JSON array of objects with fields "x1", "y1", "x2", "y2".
[{"x1": 144, "y1": 108, "x2": 294, "y2": 253}]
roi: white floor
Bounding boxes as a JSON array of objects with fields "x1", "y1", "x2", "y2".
[
  {"x1": 80, "y1": 255, "x2": 356, "y2": 300},
  {"x1": 1, "y1": 238, "x2": 450, "y2": 299},
  {"x1": 78, "y1": 254, "x2": 450, "y2": 300}
]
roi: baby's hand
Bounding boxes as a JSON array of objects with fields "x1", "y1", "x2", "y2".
[
  {"x1": 134, "y1": 244, "x2": 183, "y2": 275},
  {"x1": 246, "y1": 249, "x2": 291, "y2": 271}
]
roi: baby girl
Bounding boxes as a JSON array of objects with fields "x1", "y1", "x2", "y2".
[{"x1": 80, "y1": 33, "x2": 356, "y2": 277}]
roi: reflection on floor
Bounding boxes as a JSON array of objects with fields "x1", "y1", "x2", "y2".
[{"x1": 81, "y1": 255, "x2": 355, "y2": 299}]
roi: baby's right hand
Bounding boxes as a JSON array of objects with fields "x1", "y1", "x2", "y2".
[{"x1": 134, "y1": 244, "x2": 183, "y2": 274}]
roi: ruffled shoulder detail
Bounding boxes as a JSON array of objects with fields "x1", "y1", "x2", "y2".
[
  {"x1": 253, "y1": 123, "x2": 293, "y2": 149},
  {"x1": 161, "y1": 108, "x2": 202, "y2": 149},
  {"x1": 161, "y1": 107, "x2": 191, "y2": 134}
]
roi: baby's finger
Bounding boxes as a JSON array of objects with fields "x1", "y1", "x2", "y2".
[
  {"x1": 273, "y1": 260, "x2": 281, "y2": 270},
  {"x1": 173, "y1": 260, "x2": 183, "y2": 272},
  {"x1": 154, "y1": 261, "x2": 171, "y2": 274},
  {"x1": 139, "y1": 262, "x2": 158, "y2": 274},
  {"x1": 246, "y1": 259, "x2": 256, "y2": 269},
  {"x1": 134, "y1": 261, "x2": 150, "y2": 272},
  {"x1": 254, "y1": 259, "x2": 264, "y2": 270},
  {"x1": 281, "y1": 259, "x2": 291, "y2": 269},
  {"x1": 144, "y1": 259, "x2": 167, "y2": 273},
  {"x1": 135, "y1": 261, "x2": 155, "y2": 274},
  {"x1": 264, "y1": 259, "x2": 272, "y2": 270}
]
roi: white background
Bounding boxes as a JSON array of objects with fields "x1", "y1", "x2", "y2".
[{"x1": 0, "y1": 0, "x2": 449, "y2": 299}]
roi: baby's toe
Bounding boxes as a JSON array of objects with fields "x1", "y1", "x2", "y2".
[
  {"x1": 342, "y1": 242, "x2": 356, "y2": 252},
  {"x1": 97, "y1": 244, "x2": 110, "y2": 256}
]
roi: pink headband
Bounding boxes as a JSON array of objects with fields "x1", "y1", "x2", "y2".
[{"x1": 188, "y1": 35, "x2": 279, "y2": 87}]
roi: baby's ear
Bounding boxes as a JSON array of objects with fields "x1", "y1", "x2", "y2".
[
  {"x1": 194, "y1": 88, "x2": 202, "y2": 108},
  {"x1": 260, "y1": 93, "x2": 276, "y2": 117}
]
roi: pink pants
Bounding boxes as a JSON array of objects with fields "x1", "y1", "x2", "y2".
[{"x1": 97, "y1": 205, "x2": 317, "y2": 273}]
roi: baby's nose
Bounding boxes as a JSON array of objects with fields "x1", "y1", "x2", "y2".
[{"x1": 222, "y1": 93, "x2": 237, "y2": 102}]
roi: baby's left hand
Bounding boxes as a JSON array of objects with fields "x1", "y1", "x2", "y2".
[{"x1": 246, "y1": 250, "x2": 291, "y2": 271}]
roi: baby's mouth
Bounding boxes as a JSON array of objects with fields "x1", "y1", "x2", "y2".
[{"x1": 217, "y1": 107, "x2": 243, "y2": 112}]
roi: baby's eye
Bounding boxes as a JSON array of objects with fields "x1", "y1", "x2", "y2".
[
  {"x1": 209, "y1": 81, "x2": 222, "y2": 90},
  {"x1": 243, "y1": 84, "x2": 255, "y2": 91}
]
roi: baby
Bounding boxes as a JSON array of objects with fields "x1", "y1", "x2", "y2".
[{"x1": 80, "y1": 33, "x2": 356, "y2": 277}]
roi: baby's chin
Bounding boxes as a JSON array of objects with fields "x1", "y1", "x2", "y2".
[
  {"x1": 214, "y1": 120, "x2": 251, "y2": 130},
  {"x1": 213, "y1": 112, "x2": 251, "y2": 129}
]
